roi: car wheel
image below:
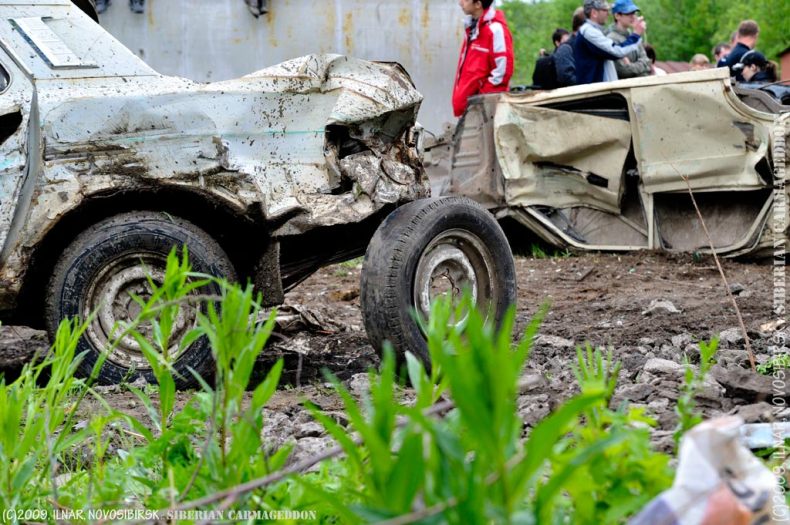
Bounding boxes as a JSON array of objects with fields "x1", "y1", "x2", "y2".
[
  {"x1": 360, "y1": 197, "x2": 516, "y2": 367},
  {"x1": 46, "y1": 211, "x2": 236, "y2": 388}
]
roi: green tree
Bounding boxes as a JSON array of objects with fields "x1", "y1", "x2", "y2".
[
  {"x1": 715, "y1": 0, "x2": 790, "y2": 61},
  {"x1": 503, "y1": 0, "x2": 581, "y2": 86},
  {"x1": 501, "y1": 0, "x2": 789, "y2": 83},
  {"x1": 639, "y1": 0, "x2": 727, "y2": 61}
]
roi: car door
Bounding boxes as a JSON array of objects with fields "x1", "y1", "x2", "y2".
[
  {"x1": 628, "y1": 71, "x2": 777, "y2": 253},
  {"x1": 0, "y1": 52, "x2": 33, "y2": 256}
]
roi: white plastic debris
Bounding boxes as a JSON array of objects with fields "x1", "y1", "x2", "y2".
[
  {"x1": 740, "y1": 422, "x2": 790, "y2": 450},
  {"x1": 630, "y1": 416, "x2": 785, "y2": 525}
]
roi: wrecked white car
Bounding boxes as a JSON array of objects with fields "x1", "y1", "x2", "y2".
[
  {"x1": 0, "y1": 1, "x2": 516, "y2": 385},
  {"x1": 446, "y1": 68, "x2": 789, "y2": 257}
]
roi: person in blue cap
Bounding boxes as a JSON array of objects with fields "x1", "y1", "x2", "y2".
[{"x1": 606, "y1": 0, "x2": 651, "y2": 78}]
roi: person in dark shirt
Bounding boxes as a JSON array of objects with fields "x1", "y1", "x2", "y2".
[
  {"x1": 531, "y1": 28, "x2": 569, "y2": 89},
  {"x1": 717, "y1": 20, "x2": 759, "y2": 81},
  {"x1": 553, "y1": 7, "x2": 586, "y2": 87},
  {"x1": 712, "y1": 43, "x2": 731, "y2": 63}
]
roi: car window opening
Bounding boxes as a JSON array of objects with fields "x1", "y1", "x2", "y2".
[
  {"x1": 0, "y1": 110, "x2": 22, "y2": 147},
  {"x1": 544, "y1": 93, "x2": 630, "y2": 121}
]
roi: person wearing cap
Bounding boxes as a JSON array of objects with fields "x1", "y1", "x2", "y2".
[
  {"x1": 738, "y1": 51, "x2": 777, "y2": 84},
  {"x1": 605, "y1": 0, "x2": 651, "y2": 79},
  {"x1": 717, "y1": 20, "x2": 759, "y2": 81},
  {"x1": 574, "y1": 0, "x2": 646, "y2": 85},
  {"x1": 452, "y1": 0, "x2": 514, "y2": 117}
]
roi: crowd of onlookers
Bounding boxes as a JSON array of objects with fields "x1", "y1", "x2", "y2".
[
  {"x1": 532, "y1": 0, "x2": 777, "y2": 89},
  {"x1": 452, "y1": 0, "x2": 778, "y2": 116}
]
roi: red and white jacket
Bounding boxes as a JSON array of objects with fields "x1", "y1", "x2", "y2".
[{"x1": 452, "y1": 6, "x2": 514, "y2": 117}]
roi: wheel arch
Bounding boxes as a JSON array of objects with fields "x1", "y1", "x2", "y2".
[{"x1": 16, "y1": 187, "x2": 267, "y2": 327}]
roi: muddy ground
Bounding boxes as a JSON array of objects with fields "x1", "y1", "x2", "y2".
[
  {"x1": 261, "y1": 250, "x2": 787, "y2": 455},
  {"x1": 1, "y1": 251, "x2": 787, "y2": 457}
]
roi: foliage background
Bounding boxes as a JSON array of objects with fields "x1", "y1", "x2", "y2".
[{"x1": 501, "y1": 0, "x2": 789, "y2": 85}]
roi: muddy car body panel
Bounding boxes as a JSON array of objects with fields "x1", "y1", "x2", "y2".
[
  {"x1": 0, "y1": 1, "x2": 427, "y2": 311},
  {"x1": 447, "y1": 67, "x2": 788, "y2": 256}
]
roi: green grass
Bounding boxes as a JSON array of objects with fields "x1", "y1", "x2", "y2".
[
  {"x1": 530, "y1": 243, "x2": 572, "y2": 260},
  {"x1": 0, "y1": 247, "x2": 730, "y2": 524},
  {"x1": 757, "y1": 353, "x2": 790, "y2": 375}
]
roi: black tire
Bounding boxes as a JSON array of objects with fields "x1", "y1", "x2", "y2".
[
  {"x1": 46, "y1": 211, "x2": 236, "y2": 388},
  {"x1": 360, "y1": 197, "x2": 517, "y2": 367}
]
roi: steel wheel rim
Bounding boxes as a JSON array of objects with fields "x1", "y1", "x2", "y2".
[
  {"x1": 413, "y1": 228, "x2": 496, "y2": 332},
  {"x1": 82, "y1": 253, "x2": 196, "y2": 369}
]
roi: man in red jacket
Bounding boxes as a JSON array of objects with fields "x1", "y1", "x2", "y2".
[{"x1": 452, "y1": 0, "x2": 514, "y2": 117}]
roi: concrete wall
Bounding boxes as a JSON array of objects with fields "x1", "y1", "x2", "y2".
[{"x1": 98, "y1": 0, "x2": 463, "y2": 134}]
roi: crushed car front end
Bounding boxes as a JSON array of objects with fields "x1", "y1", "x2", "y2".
[{"x1": 0, "y1": 0, "x2": 428, "y2": 310}]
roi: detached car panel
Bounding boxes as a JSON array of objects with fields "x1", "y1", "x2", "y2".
[{"x1": 448, "y1": 67, "x2": 789, "y2": 256}]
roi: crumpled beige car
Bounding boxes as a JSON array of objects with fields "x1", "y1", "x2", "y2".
[
  {"x1": 0, "y1": 0, "x2": 516, "y2": 385},
  {"x1": 446, "y1": 68, "x2": 789, "y2": 257}
]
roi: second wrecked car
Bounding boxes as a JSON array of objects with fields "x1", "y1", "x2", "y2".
[
  {"x1": 446, "y1": 68, "x2": 789, "y2": 257},
  {"x1": 0, "y1": 0, "x2": 516, "y2": 385}
]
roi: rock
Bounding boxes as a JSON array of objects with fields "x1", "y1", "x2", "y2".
[
  {"x1": 717, "y1": 350, "x2": 751, "y2": 368},
  {"x1": 647, "y1": 397, "x2": 670, "y2": 414},
  {"x1": 656, "y1": 410, "x2": 677, "y2": 430},
  {"x1": 262, "y1": 411, "x2": 295, "y2": 449},
  {"x1": 695, "y1": 377, "x2": 726, "y2": 402},
  {"x1": 729, "y1": 282, "x2": 745, "y2": 295},
  {"x1": 718, "y1": 328, "x2": 744, "y2": 346},
  {"x1": 347, "y1": 373, "x2": 370, "y2": 396},
  {"x1": 671, "y1": 333, "x2": 693, "y2": 348},
  {"x1": 519, "y1": 373, "x2": 548, "y2": 394},
  {"x1": 656, "y1": 388, "x2": 680, "y2": 401},
  {"x1": 683, "y1": 344, "x2": 702, "y2": 363},
  {"x1": 638, "y1": 337, "x2": 656, "y2": 346},
  {"x1": 533, "y1": 334, "x2": 575, "y2": 350},
  {"x1": 622, "y1": 354, "x2": 648, "y2": 372},
  {"x1": 642, "y1": 300, "x2": 681, "y2": 315},
  {"x1": 291, "y1": 436, "x2": 336, "y2": 466},
  {"x1": 518, "y1": 394, "x2": 551, "y2": 427},
  {"x1": 659, "y1": 344, "x2": 681, "y2": 360},
  {"x1": 93, "y1": 384, "x2": 122, "y2": 394},
  {"x1": 612, "y1": 383, "x2": 654, "y2": 403},
  {"x1": 643, "y1": 358, "x2": 685, "y2": 377},
  {"x1": 295, "y1": 421, "x2": 325, "y2": 439},
  {"x1": 710, "y1": 365, "x2": 790, "y2": 400},
  {"x1": 731, "y1": 402, "x2": 773, "y2": 423},
  {"x1": 0, "y1": 325, "x2": 50, "y2": 367},
  {"x1": 128, "y1": 376, "x2": 149, "y2": 389},
  {"x1": 651, "y1": 430, "x2": 675, "y2": 453}
]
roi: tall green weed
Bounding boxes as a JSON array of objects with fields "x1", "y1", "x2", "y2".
[{"x1": 0, "y1": 248, "x2": 728, "y2": 524}]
